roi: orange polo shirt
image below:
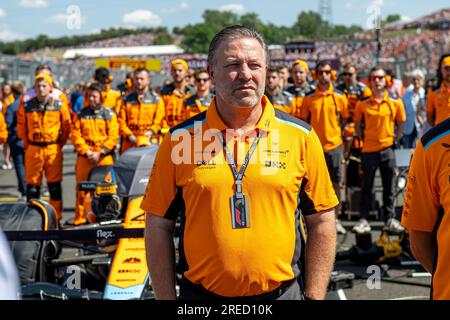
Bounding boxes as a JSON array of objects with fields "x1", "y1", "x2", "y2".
[
  {"x1": 141, "y1": 96, "x2": 338, "y2": 297},
  {"x1": 426, "y1": 84, "x2": 450, "y2": 126},
  {"x1": 401, "y1": 118, "x2": 450, "y2": 299},
  {"x1": 354, "y1": 91, "x2": 406, "y2": 153},
  {"x1": 300, "y1": 84, "x2": 349, "y2": 152}
]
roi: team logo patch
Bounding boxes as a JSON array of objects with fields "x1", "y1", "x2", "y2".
[{"x1": 264, "y1": 160, "x2": 286, "y2": 169}]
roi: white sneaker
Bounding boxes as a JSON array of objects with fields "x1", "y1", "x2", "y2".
[
  {"x1": 1, "y1": 163, "x2": 12, "y2": 170},
  {"x1": 352, "y1": 218, "x2": 371, "y2": 234},
  {"x1": 385, "y1": 218, "x2": 405, "y2": 234},
  {"x1": 336, "y1": 219, "x2": 347, "y2": 235}
]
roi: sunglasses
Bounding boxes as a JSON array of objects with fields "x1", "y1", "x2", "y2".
[
  {"x1": 196, "y1": 78, "x2": 210, "y2": 82},
  {"x1": 342, "y1": 72, "x2": 354, "y2": 77},
  {"x1": 370, "y1": 75, "x2": 385, "y2": 81},
  {"x1": 318, "y1": 70, "x2": 331, "y2": 75}
]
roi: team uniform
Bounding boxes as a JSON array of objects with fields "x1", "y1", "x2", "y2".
[
  {"x1": 160, "y1": 83, "x2": 192, "y2": 128},
  {"x1": 354, "y1": 91, "x2": 406, "y2": 222},
  {"x1": 70, "y1": 106, "x2": 119, "y2": 225},
  {"x1": 183, "y1": 93, "x2": 214, "y2": 120},
  {"x1": 141, "y1": 96, "x2": 338, "y2": 298},
  {"x1": 285, "y1": 84, "x2": 315, "y2": 119},
  {"x1": 17, "y1": 95, "x2": 71, "y2": 220},
  {"x1": 426, "y1": 84, "x2": 450, "y2": 126},
  {"x1": 336, "y1": 82, "x2": 371, "y2": 141},
  {"x1": 118, "y1": 91, "x2": 165, "y2": 153},
  {"x1": 0, "y1": 112, "x2": 7, "y2": 143},
  {"x1": 301, "y1": 84, "x2": 349, "y2": 183},
  {"x1": 401, "y1": 118, "x2": 450, "y2": 300},
  {"x1": 265, "y1": 90, "x2": 294, "y2": 114}
]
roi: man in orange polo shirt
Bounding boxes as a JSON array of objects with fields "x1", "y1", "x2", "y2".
[
  {"x1": 301, "y1": 60, "x2": 349, "y2": 234},
  {"x1": 286, "y1": 60, "x2": 315, "y2": 119},
  {"x1": 142, "y1": 26, "x2": 338, "y2": 300},
  {"x1": 183, "y1": 69, "x2": 214, "y2": 119},
  {"x1": 426, "y1": 55, "x2": 450, "y2": 127},
  {"x1": 401, "y1": 117, "x2": 450, "y2": 300},
  {"x1": 160, "y1": 59, "x2": 193, "y2": 128},
  {"x1": 354, "y1": 66, "x2": 406, "y2": 234}
]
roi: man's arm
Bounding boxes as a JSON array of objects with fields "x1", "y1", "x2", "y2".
[
  {"x1": 409, "y1": 230, "x2": 436, "y2": 273},
  {"x1": 145, "y1": 213, "x2": 177, "y2": 300},
  {"x1": 304, "y1": 209, "x2": 336, "y2": 300}
]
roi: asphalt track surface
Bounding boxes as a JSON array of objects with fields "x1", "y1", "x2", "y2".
[{"x1": 0, "y1": 144, "x2": 432, "y2": 300}]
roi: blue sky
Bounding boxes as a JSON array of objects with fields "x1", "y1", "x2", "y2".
[{"x1": 0, "y1": 0, "x2": 448, "y2": 42}]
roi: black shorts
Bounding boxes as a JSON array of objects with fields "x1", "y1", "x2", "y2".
[{"x1": 324, "y1": 144, "x2": 343, "y2": 183}]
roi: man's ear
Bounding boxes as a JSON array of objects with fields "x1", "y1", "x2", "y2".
[{"x1": 207, "y1": 66, "x2": 214, "y2": 84}]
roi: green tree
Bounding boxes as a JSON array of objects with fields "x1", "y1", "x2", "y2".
[{"x1": 202, "y1": 9, "x2": 239, "y2": 27}]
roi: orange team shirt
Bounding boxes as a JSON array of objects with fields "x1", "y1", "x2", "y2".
[
  {"x1": 354, "y1": 91, "x2": 406, "y2": 153},
  {"x1": 401, "y1": 118, "x2": 450, "y2": 300},
  {"x1": 1, "y1": 94, "x2": 14, "y2": 115},
  {"x1": 426, "y1": 84, "x2": 450, "y2": 126},
  {"x1": 300, "y1": 84, "x2": 349, "y2": 152},
  {"x1": 160, "y1": 83, "x2": 190, "y2": 128},
  {"x1": 140, "y1": 95, "x2": 338, "y2": 297},
  {"x1": 285, "y1": 84, "x2": 315, "y2": 119}
]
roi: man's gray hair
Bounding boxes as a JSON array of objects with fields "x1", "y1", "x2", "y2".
[{"x1": 207, "y1": 25, "x2": 269, "y2": 66}]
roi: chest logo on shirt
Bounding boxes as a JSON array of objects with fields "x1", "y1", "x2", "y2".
[
  {"x1": 196, "y1": 160, "x2": 217, "y2": 169},
  {"x1": 265, "y1": 160, "x2": 286, "y2": 169}
]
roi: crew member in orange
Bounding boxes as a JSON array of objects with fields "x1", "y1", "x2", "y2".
[
  {"x1": 17, "y1": 74, "x2": 71, "y2": 220},
  {"x1": 71, "y1": 83, "x2": 119, "y2": 225}
]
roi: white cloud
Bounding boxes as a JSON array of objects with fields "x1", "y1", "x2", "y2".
[
  {"x1": 49, "y1": 13, "x2": 68, "y2": 25},
  {"x1": 19, "y1": 0, "x2": 48, "y2": 8},
  {"x1": 0, "y1": 25, "x2": 25, "y2": 41},
  {"x1": 0, "y1": 8, "x2": 5, "y2": 17},
  {"x1": 161, "y1": 2, "x2": 189, "y2": 14},
  {"x1": 180, "y1": 2, "x2": 189, "y2": 10},
  {"x1": 218, "y1": 3, "x2": 245, "y2": 15},
  {"x1": 123, "y1": 10, "x2": 161, "y2": 26},
  {"x1": 344, "y1": 2, "x2": 353, "y2": 9}
]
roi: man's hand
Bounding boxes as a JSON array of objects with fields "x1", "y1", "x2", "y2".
[
  {"x1": 86, "y1": 150, "x2": 101, "y2": 163},
  {"x1": 144, "y1": 130, "x2": 155, "y2": 138},
  {"x1": 128, "y1": 134, "x2": 137, "y2": 146}
]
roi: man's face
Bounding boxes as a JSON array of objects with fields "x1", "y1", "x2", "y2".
[
  {"x1": 412, "y1": 76, "x2": 424, "y2": 91},
  {"x1": 2, "y1": 85, "x2": 11, "y2": 96},
  {"x1": 343, "y1": 66, "x2": 357, "y2": 86},
  {"x1": 171, "y1": 65, "x2": 187, "y2": 84},
  {"x1": 209, "y1": 37, "x2": 266, "y2": 108},
  {"x1": 370, "y1": 69, "x2": 386, "y2": 91},
  {"x1": 317, "y1": 64, "x2": 332, "y2": 86},
  {"x1": 195, "y1": 72, "x2": 211, "y2": 93},
  {"x1": 266, "y1": 71, "x2": 280, "y2": 91},
  {"x1": 441, "y1": 65, "x2": 450, "y2": 83},
  {"x1": 35, "y1": 80, "x2": 51, "y2": 98},
  {"x1": 134, "y1": 71, "x2": 150, "y2": 91},
  {"x1": 87, "y1": 90, "x2": 102, "y2": 109},
  {"x1": 291, "y1": 65, "x2": 307, "y2": 87}
]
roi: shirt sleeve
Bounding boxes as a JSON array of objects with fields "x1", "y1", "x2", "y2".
[
  {"x1": 140, "y1": 132, "x2": 179, "y2": 219},
  {"x1": 340, "y1": 94, "x2": 349, "y2": 119},
  {"x1": 426, "y1": 91, "x2": 435, "y2": 114},
  {"x1": 353, "y1": 100, "x2": 363, "y2": 122},
  {"x1": 401, "y1": 141, "x2": 440, "y2": 232},
  {"x1": 299, "y1": 129, "x2": 339, "y2": 215},
  {"x1": 395, "y1": 99, "x2": 407, "y2": 123}
]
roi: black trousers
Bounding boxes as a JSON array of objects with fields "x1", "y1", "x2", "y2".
[
  {"x1": 359, "y1": 146, "x2": 396, "y2": 221},
  {"x1": 179, "y1": 277, "x2": 303, "y2": 301}
]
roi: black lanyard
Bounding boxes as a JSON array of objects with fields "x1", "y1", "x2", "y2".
[{"x1": 217, "y1": 130, "x2": 263, "y2": 199}]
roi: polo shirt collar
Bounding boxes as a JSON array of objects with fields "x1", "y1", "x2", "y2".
[
  {"x1": 206, "y1": 95, "x2": 275, "y2": 133},
  {"x1": 369, "y1": 90, "x2": 390, "y2": 104},
  {"x1": 315, "y1": 83, "x2": 334, "y2": 96}
]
